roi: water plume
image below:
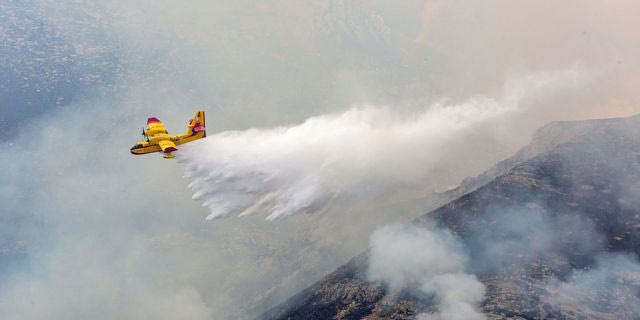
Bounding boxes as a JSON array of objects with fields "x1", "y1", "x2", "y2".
[{"x1": 178, "y1": 70, "x2": 584, "y2": 221}]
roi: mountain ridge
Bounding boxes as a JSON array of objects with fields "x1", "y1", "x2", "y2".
[{"x1": 259, "y1": 114, "x2": 640, "y2": 320}]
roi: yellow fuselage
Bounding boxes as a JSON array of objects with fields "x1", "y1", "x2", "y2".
[
  {"x1": 130, "y1": 111, "x2": 206, "y2": 157},
  {"x1": 130, "y1": 131, "x2": 205, "y2": 154}
]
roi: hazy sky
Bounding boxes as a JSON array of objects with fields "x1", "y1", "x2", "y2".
[{"x1": 1, "y1": 1, "x2": 640, "y2": 319}]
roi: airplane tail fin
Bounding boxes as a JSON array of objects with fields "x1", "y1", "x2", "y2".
[{"x1": 187, "y1": 110, "x2": 206, "y2": 137}]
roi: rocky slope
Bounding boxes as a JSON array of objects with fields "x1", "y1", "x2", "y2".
[{"x1": 259, "y1": 115, "x2": 640, "y2": 320}]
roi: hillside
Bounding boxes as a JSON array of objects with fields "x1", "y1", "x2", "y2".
[{"x1": 260, "y1": 115, "x2": 640, "y2": 320}]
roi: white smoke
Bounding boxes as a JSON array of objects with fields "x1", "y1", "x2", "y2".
[
  {"x1": 178, "y1": 69, "x2": 585, "y2": 221},
  {"x1": 545, "y1": 253, "x2": 640, "y2": 317},
  {"x1": 368, "y1": 224, "x2": 485, "y2": 320},
  {"x1": 3, "y1": 1, "x2": 639, "y2": 319}
]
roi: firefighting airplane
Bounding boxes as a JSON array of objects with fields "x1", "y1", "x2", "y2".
[{"x1": 130, "y1": 110, "x2": 206, "y2": 159}]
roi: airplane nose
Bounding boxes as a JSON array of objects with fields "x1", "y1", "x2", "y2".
[{"x1": 130, "y1": 144, "x2": 142, "y2": 154}]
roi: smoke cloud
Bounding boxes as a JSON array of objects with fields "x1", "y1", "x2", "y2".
[
  {"x1": 3, "y1": 1, "x2": 640, "y2": 319},
  {"x1": 179, "y1": 69, "x2": 584, "y2": 220},
  {"x1": 368, "y1": 224, "x2": 485, "y2": 320},
  {"x1": 546, "y1": 253, "x2": 640, "y2": 317},
  {"x1": 465, "y1": 205, "x2": 605, "y2": 274}
]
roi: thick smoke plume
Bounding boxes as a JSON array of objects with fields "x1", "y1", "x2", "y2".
[
  {"x1": 179, "y1": 70, "x2": 583, "y2": 221},
  {"x1": 368, "y1": 224, "x2": 485, "y2": 320},
  {"x1": 4, "y1": 1, "x2": 640, "y2": 318}
]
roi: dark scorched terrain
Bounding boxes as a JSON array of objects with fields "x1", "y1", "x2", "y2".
[{"x1": 260, "y1": 115, "x2": 640, "y2": 320}]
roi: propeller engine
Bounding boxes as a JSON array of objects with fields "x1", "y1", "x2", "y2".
[{"x1": 142, "y1": 128, "x2": 149, "y2": 142}]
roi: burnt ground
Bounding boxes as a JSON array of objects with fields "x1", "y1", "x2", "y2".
[{"x1": 259, "y1": 115, "x2": 640, "y2": 320}]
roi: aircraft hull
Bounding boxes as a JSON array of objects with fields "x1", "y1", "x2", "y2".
[{"x1": 130, "y1": 112, "x2": 206, "y2": 157}]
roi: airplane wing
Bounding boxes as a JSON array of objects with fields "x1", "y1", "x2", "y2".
[
  {"x1": 158, "y1": 139, "x2": 178, "y2": 153},
  {"x1": 145, "y1": 117, "x2": 169, "y2": 137}
]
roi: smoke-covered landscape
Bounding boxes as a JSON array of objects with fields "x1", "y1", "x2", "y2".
[
  {"x1": 2, "y1": 1, "x2": 640, "y2": 319},
  {"x1": 261, "y1": 115, "x2": 640, "y2": 319}
]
